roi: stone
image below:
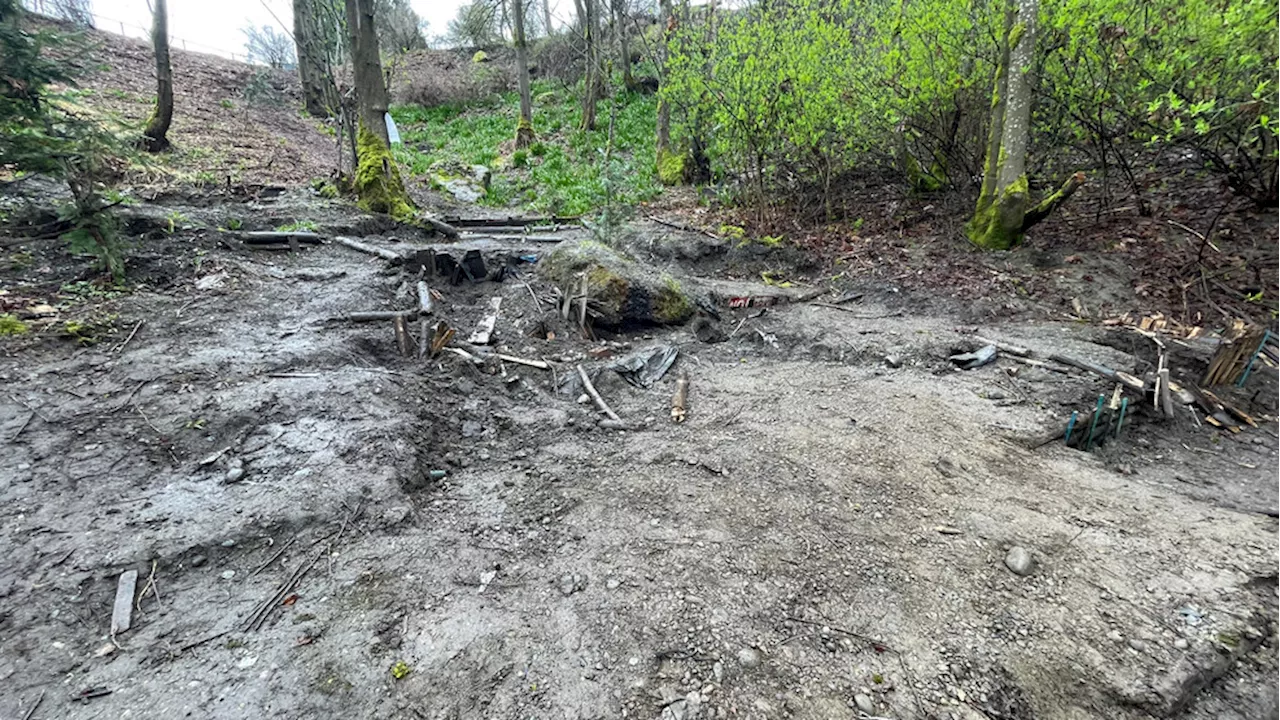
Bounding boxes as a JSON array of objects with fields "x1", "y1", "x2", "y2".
[
  {"x1": 189, "y1": 554, "x2": 206, "y2": 567},
  {"x1": 1107, "y1": 630, "x2": 1124, "y2": 643},
  {"x1": 1127, "y1": 638, "x2": 1148, "y2": 653},
  {"x1": 442, "y1": 178, "x2": 484, "y2": 203},
  {"x1": 736, "y1": 647, "x2": 762, "y2": 668},
  {"x1": 220, "y1": 570, "x2": 236, "y2": 580},
  {"x1": 854, "y1": 694, "x2": 875, "y2": 714},
  {"x1": 884, "y1": 355, "x2": 903, "y2": 368},
  {"x1": 471, "y1": 165, "x2": 492, "y2": 190},
  {"x1": 538, "y1": 237, "x2": 694, "y2": 327},
  {"x1": 1173, "y1": 638, "x2": 1189, "y2": 650},
  {"x1": 1003, "y1": 546, "x2": 1035, "y2": 576},
  {"x1": 224, "y1": 466, "x2": 246, "y2": 484}
]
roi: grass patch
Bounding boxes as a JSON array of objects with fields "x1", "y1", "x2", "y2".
[{"x1": 390, "y1": 80, "x2": 662, "y2": 216}]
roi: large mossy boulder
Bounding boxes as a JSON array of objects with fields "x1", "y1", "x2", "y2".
[{"x1": 540, "y1": 238, "x2": 694, "y2": 327}]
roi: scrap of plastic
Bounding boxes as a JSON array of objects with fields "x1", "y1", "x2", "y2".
[
  {"x1": 949, "y1": 344, "x2": 997, "y2": 370},
  {"x1": 609, "y1": 345, "x2": 680, "y2": 388}
]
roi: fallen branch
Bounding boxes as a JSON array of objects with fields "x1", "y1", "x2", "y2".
[
  {"x1": 418, "y1": 214, "x2": 460, "y2": 238},
  {"x1": 444, "y1": 215, "x2": 580, "y2": 228},
  {"x1": 113, "y1": 320, "x2": 143, "y2": 354},
  {"x1": 244, "y1": 548, "x2": 324, "y2": 632},
  {"x1": 338, "y1": 310, "x2": 418, "y2": 322},
  {"x1": 458, "y1": 233, "x2": 566, "y2": 243},
  {"x1": 576, "y1": 364, "x2": 622, "y2": 422},
  {"x1": 496, "y1": 353, "x2": 551, "y2": 370},
  {"x1": 976, "y1": 336, "x2": 1144, "y2": 389},
  {"x1": 238, "y1": 231, "x2": 325, "y2": 245},
  {"x1": 467, "y1": 297, "x2": 502, "y2": 345},
  {"x1": 811, "y1": 302, "x2": 904, "y2": 319},
  {"x1": 333, "y1": 236, "x2": 402, "y2": 263},
  {"x1": 416, "y1": 280, "x2": 434, "y2": 315}
]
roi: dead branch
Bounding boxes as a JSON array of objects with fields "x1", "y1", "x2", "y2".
[
  {"x1": 393, "y1": 315, "x2": 416, "y2": 357},
  {"x1": 416, "y1": 280, "x2": 434, "y2": 315},
  {"x1": 418, "y1": 214, "x2": 461, "y2": 238},
  {"x1": 238, "y1": 231, "x2": 325, "y2": 245},
  {"x1": 576, "y1": 364, "x2": 622, "y2": 422},
  {"x1": 333, "y1": 236, "x2": 402, "y2": 262},
  {"x1": 338, "y1": 310, "x2": 418, "y2": 322}
]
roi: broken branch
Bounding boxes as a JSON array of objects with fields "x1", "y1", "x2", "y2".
[
  {"x1": 671, "y1": 370, "x2": 689, "y2": 423},
  {"x1": 576, "y1": 364, "x2": 622, "y2": 422},
  {"x1": 333, "y1": 236, "x2": 402, "y2": 263}
]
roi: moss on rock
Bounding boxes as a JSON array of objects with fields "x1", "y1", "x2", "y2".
[{"x1": 541, "y1": 238, "x2": 694, "y2": 326}]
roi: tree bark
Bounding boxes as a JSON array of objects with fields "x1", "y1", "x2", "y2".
[
  {"x1": 541, "y1": 0, "x2": 553, "y2": 36},
  {"x1": 141, "y1": 0, "x2": 173, "y2": 152},
  {"x1": 654, "y1": 0, "x2": 672, "y2": 155},
  {"x1": 612, "y1": 0, "x2": 633, "y2": 89},
  {"x1": 966, "y1": 0, "x2": 1039, "y2": 250},
  {"x1": 512, "y1": 0, "x2": 534, "y2": 148},
  {"x1": 345, "y1": 0, "x2": 412, "y2": 217},
  {"x1": 293, "y1": 0, "x2": 338, "y2": 117},
  {"x1": 577, "y1": 0, "x2": 601, "y2": 131}
]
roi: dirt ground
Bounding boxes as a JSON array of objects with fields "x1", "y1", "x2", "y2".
[{"x1": 1, "y1": 186, "x2": 1277, "y2": 720}]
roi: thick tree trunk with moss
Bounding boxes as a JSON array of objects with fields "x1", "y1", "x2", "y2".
[
  {"x1": 141, "y1": 0, "x2": 172, "y2": 152},
  {"x1": 345, "y1": 0, "x2": 412, "y2": 218},
  {"x1": 293, "y1": 0, "x2": 338, "y2": 117},
  {"x1": 512, "y1": 0, "x2": 534, "y2": 148},
  {"x1": 966, "y1": 0, "x2": 1035, "y2": 249}
]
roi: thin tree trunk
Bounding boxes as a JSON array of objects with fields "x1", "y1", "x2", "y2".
[
  {"x1": 542, "y1": 0, "x2": 553, "y2": 36},
  {"x1": 141, "y1": 0, "x2": 173, "y2": 152},
  {"x1": 654, "y1": 0, "x2": 672, "y2": 155},
  {"x1": 578, "y1": 0, "x2": 600, "y2": 130},
  {"x1": 612, "y1": 0, "x2": 633, "y2": 89},
  {"x1": 512, "y1": 0, "x2": 534, "y2": 148}
]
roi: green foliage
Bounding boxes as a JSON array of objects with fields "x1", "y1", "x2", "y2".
[
  {"x1": 390, "y1": 83, "x2": 662, "y2": 216},
  {"x1": 0, "y1": 313, "x2": 28, "y2": 335}
]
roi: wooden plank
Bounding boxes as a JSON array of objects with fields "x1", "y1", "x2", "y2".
[
  {"x1": 467, "y1": 297, "x2": 502, "y2": 345},
  {"x1": 111, "y1": 570, "x2": 139, "y2": 634}
]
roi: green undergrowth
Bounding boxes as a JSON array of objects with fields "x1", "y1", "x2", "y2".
[{"x1": 390, "y1": 80, "x2": 662, "y2": 216}]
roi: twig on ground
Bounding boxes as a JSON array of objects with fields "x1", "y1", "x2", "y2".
[
  {"x1": 21, "y1": 689, "x2": 45, "y2": 720},
  {"x1": 576, "y1": 364, "x2": 622, "y2": 422},
  {"x1": 248, "y1": 536, "x2": 298, "y2": 578},
  {"x1": 810, "y1": 302, "x2": 903, "y2": 319},
  {"x1": 136, "y1": 560, "x2": 162, "y2": 611},
  {"x1": 113, "y1": 320, "x2": 143, "y2": 354}
]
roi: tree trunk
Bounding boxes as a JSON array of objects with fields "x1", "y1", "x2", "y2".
[
  {"x1": 966, "y1": 0, "x2": 1036, "y2": 250},
  {"x1": 141, "y1": 0, "x2": 173, "y2": 152},
  {"x1": 512, "y1": 0, "x2": 534, "y2": 148},
  {"x1": 542, "y1": 0, "x2": 553, "y2": 36},
  {"x1": 577, "y1": 0, "x2": 600, "y2": 131},
  {"x1": 293, "y1": 0, "x2": 338, "y2": 117},
  {"x1": 612, "y1": 0, "x2": 633, "y2": 89},
  {"x1": 345, "y1": 0, "x2": 412, "y2": 218},
  {"x1": 654, "y1": 0, "x2": 680, "y2": 184}
]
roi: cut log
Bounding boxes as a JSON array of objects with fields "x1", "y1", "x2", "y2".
[
  {"x1": 419, "y1": 214, "x2": 460, "y2": 239},
  {"x1": 333, "y1": 236, "x2": 403, "y2": 263},
  {"x1": 393, "y1": 315, "x2": 415, "y2": 357},
  {"x1": 111, "y1": 570, "x2": 139, "y2": 635},
  {"x1": 467, "y1": 297, "x2": 502, "y2": 345},
  {"x1": 576, "y1": 364, "x2": 622, "y2": 422},
  {"x1": 671, "y1": 370, "x2": 689, "y2": 423},
  {"x1": 238, "y1": 231, "x2": 325, "y2": 245}
]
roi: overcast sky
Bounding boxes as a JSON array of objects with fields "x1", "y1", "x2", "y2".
[{"x1": 84, "y1": 0, "x2": 571, "y2": 60}]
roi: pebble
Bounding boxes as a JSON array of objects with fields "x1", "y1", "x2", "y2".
[
  {"x1": 225, "y1": 467, "x2": 246, "y2": 484},
  {"x1": 236, "y1": 656, "x2": 257, "y2": 669},
  {"x1": 1127, "y1": 638, "x2": 1148, "y2": 653},
  {"x1": 606, "y1": 578, "x2": 622, "y2": 590},
  {"x1": 1107, "y1": 630, "x2": 1124, "y2": 643},
  {"x1": 220, "y1": 570, "x2": 236, "y2": 580},
  {"x1": 1003, "y1": 546, "x2": 1035, "y2": 576},
  {"x1": 884, "y1": 355, "x2": 902, "y2": 369},
  {"x1": 190, "y1": 554, "x2": 206, "y2": 567},
  {"x1": 221, "y1": 539, "x2": 236, "y2": 548},
  {"x1": 854, "y1": 694, "x2": 875, "y2": 714},
  {"x1": 736, "y1": 647, "x2": 762, "y2": 668},
  {"x1": 1173, "y1": 638, "x2": 1189, "y2": 650}
]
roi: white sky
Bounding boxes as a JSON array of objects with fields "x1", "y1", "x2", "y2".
[{"x1": 85, "y1": 0, "x2": 573, "y2": 60}]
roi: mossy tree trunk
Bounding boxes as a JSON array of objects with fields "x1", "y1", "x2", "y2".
[
  {"x1": 512, "y1": 0, "x2": 535, "y2": 148},
  {"x1": 141, "y1": 0, "x2": 172, "y2": 152},
  {"x1": 345, "y1": 0, "x2": 412, "y2": 218},
  {"x1": 293, "y1": 0, "x2": 339, "y2": 117},
  {"x1": 966, "y1": 0, "x2": 1035, "y2": 250}
]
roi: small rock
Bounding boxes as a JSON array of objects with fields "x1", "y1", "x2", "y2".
[
  {"x1": 606, "y1": 577, "x2": 622, "y2": 590},
  {"x1": 854, "y1": 694, "x2": 875, "y2": 714},
  {"x1": 935, "y1": 457, "x2": 960, "y2": 478},
  {"x1": 236, "y1": 656, "x2": 258, "y2": 669},
  {"x1": 736, "y1": 647, "x2": 762, "y2": 668},
  {"x1": 884, "y1": 355, "x2": 902, "y2": 369},
  {"x1": 558, "y1": 573, "x2": 586, "y2": 596},
  {"x1": 1173, "y1": 638, "x2": 1189, "y2": 650},
  {"x1": 224, "y1": 466, "x2": 246, "y2": 484},
  {"x1": 478, "y1": 450, "x2": 491, "y2": 461},
  {"x1": 382, "y1": 506, "x2": 410, "y2": 526},
  {"x1": 1107, "y1": 630, "x2": 1124, "y2": 643},
  {"x1": 220, "y1": 570, "x2": 236, "y2": 580},
  {"x1": 1003, "y1": 546, "x2": 1035, "y2": 576},
  {"x1": 190, "y1": 554, "x2": 206, "y2": 567},
  {"x1": 221, "y1": 539, "x2": 236, "y2": 547},
  {"x1": 1127, "y1": 638, "x2": 1148, "y2": 653},
  {"x1": 461, "y1": 421, "x2": 484, "y2": 438}
]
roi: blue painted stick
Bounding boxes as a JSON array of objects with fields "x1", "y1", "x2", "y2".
[
  {"x1": 1085, "y1": 395, "x2": 1104, "y2": 451},
  {"x1": 1064, "y1": 411, "x2": 1079, "y2": 444},
  {"x1": 1115, "y1": 398, "x2": 1128, "y2": 437}
]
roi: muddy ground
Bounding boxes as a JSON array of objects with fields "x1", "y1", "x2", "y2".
[{"x1": 1, "y1": 189, "x2": 1277, "y2": 720}]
